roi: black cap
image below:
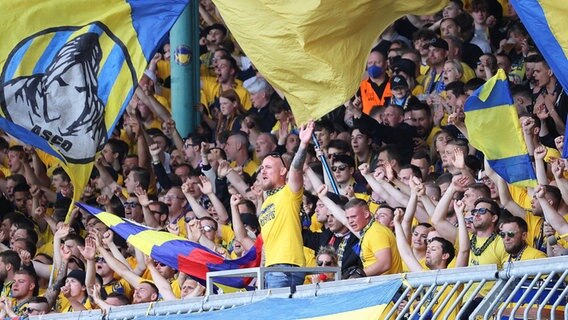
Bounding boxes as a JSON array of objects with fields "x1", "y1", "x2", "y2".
[
  {"x1": 65, "y1": 269, "x2": 86, "y2": 287},
  {"x1": 430, "y1": 38, "x2": 449, "y2": 51},
  {"x1": 390, "y1": 75, "x2": 409, "y2": 89},
  {"x1": 392, "y1": 58, "x2": 417, "y2": 77}
]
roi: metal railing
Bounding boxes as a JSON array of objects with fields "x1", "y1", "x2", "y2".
[
  {"x1": 205, "y1": 266, "x2": 341, "y2": 294},
  {"x1": 30, "y1": 256, "x2": 568, "y2": 320}
]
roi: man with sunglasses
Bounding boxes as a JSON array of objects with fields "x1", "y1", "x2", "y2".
[
  {"x1": 330, "y1": 154, "x2": 358, "y2": 195},
  {"x1": 258, "y1": 120, "x2": 314, "y2": 288},
  {"x1": 22, "y1": 297, "x2": 50, "y2": 316},
  {"x1": 499, "y1": 216, "x2": 546, "y2": 263},
  {"x1": 459, "y1": 197, "x2": 507, "y2": 319}
]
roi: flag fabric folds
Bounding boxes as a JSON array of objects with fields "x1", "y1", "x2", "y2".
[
  {"x1": 509, "y1": 0, "x2": 568, "y2": 157},
  {"x1": 77, "y1": 203, "x2": 262, "y2": 288},
  {"x1": 464, "y1": 69, "x2": 537, "y2": 188},
  {"x1": 0, "y1": 1, "x2": 188, "y2": 219},
  {"x1": 140, "y1": 279, "x2": 401, "y2": 320},
  {"x1": 212, "y1": 0, "x2": 448, "y2": 125}
]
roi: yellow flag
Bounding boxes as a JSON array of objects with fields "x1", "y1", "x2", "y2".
[{"x1": 213, "y1": 0, "x2": 448, "y2": 124}]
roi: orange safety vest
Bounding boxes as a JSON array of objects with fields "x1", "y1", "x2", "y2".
[{"x1": 360, "y1": 79, "x2": 392, "y2": 115}]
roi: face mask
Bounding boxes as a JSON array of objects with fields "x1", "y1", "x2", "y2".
[{"x1": 368, "y1": 65, "x2": 384, "y2": 78}]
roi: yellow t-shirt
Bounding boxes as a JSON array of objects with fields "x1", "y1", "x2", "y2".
[
  {"x1": 504, "y1": 245, "x2": 546, "y2": 263},
  {"x1": 103, "y1": 278, "x2": 133, "y2": 300},
  {"x1": 360, "y1": 221, "x2": 402, "y2": 275},
  {"x1": 461, "y1": 62, "x2": 475, "y2": 83},
  {"x1": 220, "y1": 224, "x2": 235, "y2": 249},
  {"x1": 156, "y1": 59, "x2": 171, "y2": 106},
  {"x1": 56, "y1": 294, "x2": 93, "y2": 313},
  {"x1": 467, "y1": 233, "x2": 507, "y2": 298},
  {"x1": 200, "y1": 76, "x2": 252, "y2": 112},
  {"x1": 309, "y1": 214, "x2": 323, "y2": 233},
  {"x1": 259, "y1": 185, "x2": 305, "y2": 267},
  {"x1": 402, "y1": 256, "x2": 427, "y2": 273},
  {"x1": 230, "y1": 160, "x2": 258, "y2": 177},
  {"x1": 509, "y1": 185, "x2": 531, "y2": 210},
  {"x1": 524, "y1": 211, "x2": 544, "y2": 249}
]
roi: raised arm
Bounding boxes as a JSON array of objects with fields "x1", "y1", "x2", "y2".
[
  {"x1": 135, "y1": 187, "x2": 160, "y2": 228},
  {"x1": 536, "y1": 185, "x2": 568, "y2": 235},
  {"x1": 218, "y1": 160, "x2": 249, "y2": 196},
  {"x1": 533, "y1": 145, "x2": 549, "y2": 186},
  {"x1": 551, "y1": 160, "x2": 568, "y2": 205},
  {"x1": 393, "y1": 209, "x2": 424, "y2": 272},
  {"x1": 78, "y1": 236, "x2": 97, "y2": 291},
  {"x1": 181, "y1": 180, "x2": 210, "y2": 219},
  {"x1": 229, "y1": 194, "x2": 256, "y2": 250},
  {"x1": 198, "y1": 175, "x2": 229, "y2": 224},
  {"x1": 431, "y1": 178, "x2": 460, "y2": 243},
  {"x1": 144, "y1": 256, "x2": 177, "y2": 301},
  {"x1": 486, "y1": 160, "x2": 526, "y2": 218},
  {"x1": 358, "y1": 164, "x2": 401, "y2": 207},
  {"x1": 316, "y1": 185, "x2": 361, "y2": 239},
  {"x1": 97, "y1": 244, "x2": 142, "y2": 288},
  {"x1": 288, "y1": 120, "x2": 314, "y2": 193},
  {"x1": 453, "y1": 200, "x2": 470, "y2": 268}
]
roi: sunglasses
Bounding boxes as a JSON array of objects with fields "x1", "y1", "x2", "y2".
[
  {"x1": 331, "y1": 165, "x2": 348, "y2": 172},
  {"x1": 202, "y1": 225, "x2": 217, "y2": 232},
  {"x1": 317, "y1": 260, "x2": 332, "y2": 267},
  {"x1": 464, "y1": 217, "x2": 474, "y2": 224},
  {"x1": 124, "y1": 201, "x2": 140, "y2": 209},
  {"x1": 154, "y1": 261, "x2": 167, "y2": 267},
  {"x1": 183, "y1": 142, "x2": 196, "y2": 149},
  {"x1": 164, "y1": 195, "x2": 185, "y2": 201},
  {"x1": 267, "y1": 152, "x2": 286, "y2": 168},
  {"x1": 471, "y1": 208, "x2": 494, "y2": 216},
  {"x1": 499, "y1": 231, "x2": 517, "y2": 238}
]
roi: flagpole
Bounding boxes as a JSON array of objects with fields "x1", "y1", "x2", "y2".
[
  {"x1": 311, "y1": 134, "x2": 339, "y2": 194},
  {"x1": 170, "y1": 2, "x2": 200, "y2": 137}
]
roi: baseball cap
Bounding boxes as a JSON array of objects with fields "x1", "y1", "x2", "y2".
[
  {"x1": 390, "y1": 75, "x2": 409, "y2": 89},
  {"x1": 430, "y1": 38, "x2": 449, "y2": 51},
  {"x1": 392, "y1": 58, "x2": 417, "y2": 77}
]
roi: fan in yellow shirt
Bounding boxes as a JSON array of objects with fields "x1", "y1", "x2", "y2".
[{"x1": 258, "y1": 121, "x2": 314, "y2": 288}]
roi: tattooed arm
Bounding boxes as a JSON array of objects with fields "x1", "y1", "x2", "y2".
[{"x1": 288, "y1": 120, "x2": 314, "y2": 193}]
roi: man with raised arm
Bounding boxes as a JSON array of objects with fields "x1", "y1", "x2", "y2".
[{"x1": 258, "y1": 120, "x2": 314, "y2": 288}]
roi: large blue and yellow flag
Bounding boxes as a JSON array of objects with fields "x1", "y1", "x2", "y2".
[
  {"x1": 212, "y1": 0, "x2": 448, "y2": 125},
  {"x1": 510, "y1": 0, "x2": 568, "y2": 93},
  {"x1": 509, "y1": 1, "x2": 568, "y2": 157},
  {"x1": 142, "y1": 280, "x2": 401, "y2": 319},
  {"x1": 464, "y1": 69, "x2": 537, "y2": 188},
  {"x1": 76, "y1": 203, "x2": 263, "y2": 288},
  {"x1": 0, "y1": 1, "x2": 188, "y2": 217}
]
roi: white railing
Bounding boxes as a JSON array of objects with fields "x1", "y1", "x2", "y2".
[{"x1": 30, "y1": 255, "x2": 568, "y2": 320}]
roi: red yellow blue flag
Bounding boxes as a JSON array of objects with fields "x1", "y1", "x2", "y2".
[
  {"x1": 464, "y1": 69, "x2": 537, "y2": 187},
  {"x1": 77, "y1": 203, "x2": 262, "y2": 288},
  {"x1": 0, "y1": 1, "x2": 189, "y2": 219}
]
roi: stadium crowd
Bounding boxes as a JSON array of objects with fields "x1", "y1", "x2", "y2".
[{"x1": 0, "y1": 0, "x2": 566, "y2": 318}]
